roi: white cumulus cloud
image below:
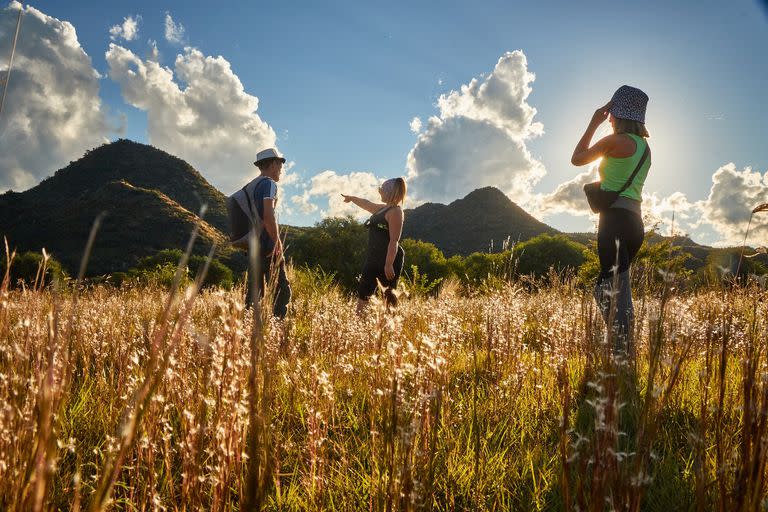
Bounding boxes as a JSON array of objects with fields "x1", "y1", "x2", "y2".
[
  {"x1": 538, "y1": 162, "x2": 768, "y2": 245},
  {"x1": 291, "y1": 190, "x2": 319, "y2": 214},
  {"x1": 109, "y1": 15, "x2": 140, "y2": 42},
  {"x1": 409, "y1": 116, "x2": 422, "y2": 134},
  {"x1": 536, "y1": 166, "x2": 599, "y2": 217},
  {"x1": 640, "y1": 191, "x2": 698, "y2": 236},
  {"x1": 0, "y1": 3, "x2": 110, "y2": 191},
  {"x1": 698, "y1": 163, "x2": 768, "y2": 244},
  {"x1": 406, "y1": 50, "x2": 545, "y2": 205},
  {"x1": 305, "y1": 170, "x2": 383, "y2": 219},
  {"x1": 164, "y1": 12, "x2": 185, "y2": 44},
  {"x1": 147, "y1": 39, "x2": 159, "y2": 61},
  {"x1": 105, "y1": 44, "x2": 278, "y2": 193}
]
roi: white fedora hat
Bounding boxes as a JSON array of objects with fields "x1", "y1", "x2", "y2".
[{"x1": 253, "y1": 148, "x2": 286, "y2": 166}]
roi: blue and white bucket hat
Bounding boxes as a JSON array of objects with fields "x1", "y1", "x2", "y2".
[{"x1": 609, "y1": 85, "x2": 649, "y2": 124}]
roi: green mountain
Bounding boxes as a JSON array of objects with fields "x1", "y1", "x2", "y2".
[
  {"x1": 2, "y1": 139, "x2": 759, "y2": 279},
  {"x1": 403, "y1": 187, "x2": 559, "y2": 256},
  {"x1": 0, "y1": 140, "x2": 229, "y2": 275}
]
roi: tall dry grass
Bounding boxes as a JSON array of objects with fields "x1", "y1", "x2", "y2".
[{"x1": 0, "y1": 254, "x2": 767, "y2": 510}]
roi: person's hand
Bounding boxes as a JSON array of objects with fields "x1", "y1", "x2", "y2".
[
  {"x1": 384, "y1": 263, "x2": 395, "y2": 281},
  {"x1": 590, "y1": 101, "x2": 612, "y2": 126},
  {"x1": 341, "y1": 194, "x2": 353, "y2": 203}
]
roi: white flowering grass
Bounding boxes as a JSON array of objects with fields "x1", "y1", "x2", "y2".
[{"x1": 0, "y1": 269, "x2": 766, "y2": 510}]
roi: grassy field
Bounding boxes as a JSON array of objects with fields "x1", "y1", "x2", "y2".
[{"x1": 1, "y1": 263, "x2": 767, "y2": 511}]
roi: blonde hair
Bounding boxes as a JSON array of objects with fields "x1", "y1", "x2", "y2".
[
  {"x1": 381, "y1": 177, "x2": 407, "y2": 205},
  {"x1": 614, "y1": 117, "x2": 650, "y2": 138}
]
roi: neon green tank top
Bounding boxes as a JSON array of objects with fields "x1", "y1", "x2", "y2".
[{"x1": 598, "y1": 133, "x2": 650, "y2": 201}]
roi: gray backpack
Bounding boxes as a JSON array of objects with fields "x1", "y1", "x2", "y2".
[{"x1": 226, "y1": 176, "x2": 266, "y2": 248}]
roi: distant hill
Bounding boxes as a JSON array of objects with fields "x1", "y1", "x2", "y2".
[
  {"x1": 403, "y1": 187, "x2": 559, "y2": 256},
  {"x1": 1, "y1": 139, "x2": 761, "y2": 278},
  {"x1": 0, "y1": 140, "x2": 229, "y2": 275}
]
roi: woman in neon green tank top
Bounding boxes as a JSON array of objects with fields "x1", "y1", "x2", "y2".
[{"x1": 571, "y1": 85, "x2": 651, "y2": 356}]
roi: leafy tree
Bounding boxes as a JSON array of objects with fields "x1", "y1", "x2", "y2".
[
  {"x1": 448, "y1": 251, "x2": 512, "y2": 288},
  {"x1": 286, "y1": 217, "x2": 367, "y2": 290},
  {"x1": 399, "y1": 239, "x2": 449, "y2": 283},
  {"x1": 513, "y1": 234, "x2": 587, "y2": 278},
  {"x1": 0, "y1": 251, "x2": 68, "y2": 288},
  {"x1": 134, "y1": 248, "x2": 184, "y2": 270},
  {"x1": 188, "y1": 255, "x2": 234, "y2": 289},
  {"x1": 122, "y1": 248, "x2": 233, "y2": 289},
  {"x1": 577, "y1": 243, "x2": 600, "y2": 287}
]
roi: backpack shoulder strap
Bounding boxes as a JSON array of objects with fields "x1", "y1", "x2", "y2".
[{"x1": 242, "y1": 176, "x2": 268, "y2": 216}]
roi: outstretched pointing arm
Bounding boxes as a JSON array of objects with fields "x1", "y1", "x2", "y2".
[{"x1": 341, "y1": 194, "x2": 386, "y2": 214}]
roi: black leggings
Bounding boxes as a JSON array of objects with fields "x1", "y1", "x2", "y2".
[
  {"x1": 594, "y1": 208, "x2": 644, "y2": 354},
  {"x1": 597, "y1": 208, "x2": 644, "y2": 279}
]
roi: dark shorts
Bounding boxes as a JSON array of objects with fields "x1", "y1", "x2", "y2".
[{"x1": 357, "y1": 249, "x2": 405, "y2": 300}]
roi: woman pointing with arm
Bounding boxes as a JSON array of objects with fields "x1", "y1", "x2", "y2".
[{"x1": 342, "y1": 177, "x2": 407, "y2": 315}]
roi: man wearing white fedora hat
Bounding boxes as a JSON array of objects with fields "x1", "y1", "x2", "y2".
[{"x1": 228, "y1": 147, "x2": 291, "y2": 318}]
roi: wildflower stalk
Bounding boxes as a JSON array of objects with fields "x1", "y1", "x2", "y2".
[
  {"x1": 17, "y1": 214, "x2": 103, "y2": 511},
  {"x1": 88, "y1": 216, "x2": 213, "y2": 511},
  {"x1": 243, "y1": 227, "x2": 268, "y2": 510},
  {"x1": 736, "y1": 203, "x2": 768, "y2": 278}
]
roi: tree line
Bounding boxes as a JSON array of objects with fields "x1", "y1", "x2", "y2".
[{"x1": 3, "y1": 216, "x2": 766, "y2": 292}]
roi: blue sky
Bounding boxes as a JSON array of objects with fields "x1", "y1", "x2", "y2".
[{"x1": 1, "y1": 0, "x2": 768, "y2": 245}]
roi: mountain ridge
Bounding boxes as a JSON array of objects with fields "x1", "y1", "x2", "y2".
[
  {"x1": 403, "y1": 186, "x2": 559, "y2": 256},
  {"x1": 0, "y1": 140, "x2": 230, "y2": 275},
  {"x1": 0, "y1": 139, "x2": 737, "y2": 277},
  {"x1": 11, "y1": 139, "x2": 230, "y2": 232}
]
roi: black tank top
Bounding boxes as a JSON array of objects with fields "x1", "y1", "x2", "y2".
[{"x1": 364, "y1": 206, "x2": 401, "y2": 264}]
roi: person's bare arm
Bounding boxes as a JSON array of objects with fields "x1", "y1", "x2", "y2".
[
  {"x1": 384, "y1": 207, "x2": 403, "y2": 280},
  {"x1": 571, "y1": 102, "x2": 615, "y2": 166},
  {"x1": 262, "y1": 198, "x2": 282, "y2": 257},
  {"x1": 341, "y1": 194, "x2": 386, "y2": 214}
]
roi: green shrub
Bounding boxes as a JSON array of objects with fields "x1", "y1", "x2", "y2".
[
  {"x1": 135, "y1": 249, "x2": 184, "y2": 270},
  {"x1": 189, "y1": 255, "x2": 234, "y2": 289},
  {"x1": 400, "y1": 239, "x2": 449, "y2": 284},
  {"x1": 127, "y1": 248, "x2": 233, "y2": 289},
  {"x1": 0, "y1": 251, "x2": 68, "y2": 288},
  {"x1": 577, "y1": 244, "x2": 600, "y2": 287},
  {"x1": 287, "y1": 217, "x2": 367, "y2": 291},
  {"x1": 291, "y1": 265, "x2": 339, "y2": 298},
  {"x1": 129, "y1": 262, "x2": 190, "y2": 288},
  {"x1": 109, "y1": 271, "x2": 130, "y2": 287},
  {"x1": 449, "y1": 251, "x2": 514, "y2": 290},
  {"x1": 696, "y1": 248, "x2": 768, "y2": 286},
  {"x1": 513, "y1": 234, "x2": 587, "y2": 278},
  {"x1": 403, "y1": 264, "x2": 443, "y2": 297},
  {"x1": 633, "y1": 232, "x2": 692, "y2": 285}
]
